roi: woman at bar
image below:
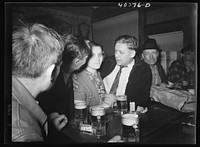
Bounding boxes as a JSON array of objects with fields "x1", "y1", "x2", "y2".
[{"x1": 74, "y1": 41, "x2": 114, "y2": 107}]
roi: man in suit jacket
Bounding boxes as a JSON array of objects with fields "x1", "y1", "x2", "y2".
[
  {"x1": 37, "y1": 35, "x2": 90, "y2": 143},
  {"x1": 140, "y1": 38, "x2": 167, "y2": 85},
  {"x1": 100, "y1": 35, "x2": 152, "y2": 110}
]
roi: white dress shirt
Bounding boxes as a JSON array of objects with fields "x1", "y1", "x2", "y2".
[{"x1": 103, "y1": 59, "x2": 135, "y2": 95}]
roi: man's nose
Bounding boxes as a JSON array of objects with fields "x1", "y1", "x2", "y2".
[
  {"x1": 115, "y1": 51, "x2": 119, "y2": 58},
  {"x1": 149, "y1": 54, "x2": 154, "y2": 59}
]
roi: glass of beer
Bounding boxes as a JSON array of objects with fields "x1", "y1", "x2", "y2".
[
  {"x1": 117, "y1": 95, "x2": 128, "y2": 114},
  {"x1": 121, "y1": 113, "x2": 139, "y2": 142},
  {"x1": 90, "y1": 106, "x2": 106, "y2": 138},
  {"x1": 112, "y1": 98, "x2": 118, "y2": 114},
  {"x1": 74, "y1": 101, "x2": 88, "y2": 129}
]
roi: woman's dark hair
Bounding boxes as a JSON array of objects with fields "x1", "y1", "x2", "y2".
[
  {"x1": 88, "y1": 40, "x2": 104, "y2": 58},
  {"x1": 76, "y1": 40, "x2": 104, "y2": 73}
]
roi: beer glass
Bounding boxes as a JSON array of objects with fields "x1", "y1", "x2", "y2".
[
  {"x1": 117, "y1": 95, "x2": 128, "y2": 114},
  {"x1": 74, "y1": 102, "x2": 88, "y2": 128},
  {"x1": 90, "y1": 106, "x2": 106, "y2": 137},
  {"x1": 121, "y1": 113, "x2": 139, "y2": 142},
  {"x1": 112, "y1": 98, "x2": 118, "y2": 114}
]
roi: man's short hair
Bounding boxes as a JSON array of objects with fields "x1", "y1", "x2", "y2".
[
  {"x1": 181, "y1": 43, "x2": 195, "y2": 53},
  {"x1": 62, "y1": 34, "x2": 90, "y2": 64},
  {"x1": 114, "y1": 35, "x2": 138, "y2": 51},
  {"x1": 12, "y1": 22, "x2": 64, "y2": 78}
]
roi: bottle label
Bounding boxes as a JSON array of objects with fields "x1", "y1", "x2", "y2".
[{"x1": 130, "y1": 102, "x2": 135, "y2": 112}]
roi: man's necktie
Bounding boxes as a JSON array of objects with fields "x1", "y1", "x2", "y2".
[{"x1": 109, "y1": 65, "x2": 126, "y2": 95}]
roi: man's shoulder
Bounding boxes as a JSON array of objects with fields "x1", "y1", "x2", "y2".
[
  {"x1": 134, "y1": 58, "x2": 151, "y2": 75},
  {"x1": 76, "y1": 70, "x2": 94, "y2": 87},
  {"x1": 170, "y1": 59, "x2": 185, "y2": 67},
  {"x1": 104, "y1": 55, "x2": 116, "y2": 63},
  {"x1": 172, "y1": 59, "x2": 184, "y2": 64},
  {"x1": 156, "y1": 62, "x2": 164, "y2": 69},
  {"x1": 100, "y1": 55, "x2": 116, "y2": 72},
  {"x1": 99, "y1": 55, "x2": 116, "y2": 79},
  {"x1": 135, "y1": 57, "x2": 149, "y2": 68}
]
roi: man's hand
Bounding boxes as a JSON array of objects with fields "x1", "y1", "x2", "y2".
[
  {"x1": 108, "y1": 135, "x2": 124, "y2": 142},
  {"x1": 103, "y1": 94, "x2": 117, "y2": 107},
  {"x1": 49, "y1": 112, "x2": 68, "y2": 131},
  {"x1": 136, "y1": 106, "x2": 148, "y2": 114}
]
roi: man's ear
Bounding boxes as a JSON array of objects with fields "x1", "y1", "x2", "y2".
[
  {"x1": 46, "y1": 64, "x2": 56, "y2": 75},
  {"x1": 130, "y1": 50, "x2": 136, "y2": 58},
  {"x1": 45, "y1": 64, "x2": 56, "y2": 82},
  {"x1": 156, "y1": 51, "x2": 160, "y2": 57},
  {"x1": 74, "y1": 58, "x2": 80, "y2": 67},
  {"x1": 141, "y1": 53, "x2": 145, "y2": 59}
]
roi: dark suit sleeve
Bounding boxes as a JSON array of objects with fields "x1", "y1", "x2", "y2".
[
  {"x1": 136, "y1": 64, "x2": 152, "y2": 107},
  {"x1": 126, "y1": 63, "x2": 152, "y2": 108}
]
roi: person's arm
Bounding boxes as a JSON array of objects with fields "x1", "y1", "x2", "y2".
[
  {"x1": 12, "y1": 132, "x2": 44, "y2": 142},
  {"x1": 131, "y1": 63, "x2": 152, "y2": 108},
  {"x1": 73, "y1": 75, "x2": 87, "y2": 103},
  {"x1": 72, "y1": 74, "x2": 79, "y2": 90},
  {"x1": 132, "y1": 65, "x2": 151, "y2": 113},
  {"x1": 139, "y1": 65, "x2": 152, "y2": 107}
]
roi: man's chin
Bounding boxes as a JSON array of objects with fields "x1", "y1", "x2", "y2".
[
  {"x1": 46, "y1": 83, "x2": 54, "y2": 91},
  {"x1": 116, "y1": 61, "x2": 122, "y2": 66},
  {"x1": 146, "y1": 61, "x2": 156, "y2": 65},
  {"x1": 93, "y1": 65, "x2": 101, "y2": 69}
]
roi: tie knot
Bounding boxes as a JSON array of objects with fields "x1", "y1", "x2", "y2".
[{"x1": 119, "y1": 65, "x2": 126, "y2": 70}]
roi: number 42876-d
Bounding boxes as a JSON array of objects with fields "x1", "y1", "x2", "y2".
[{"x1": 118, "y1": 2, "x2": 151, "y2": 8}]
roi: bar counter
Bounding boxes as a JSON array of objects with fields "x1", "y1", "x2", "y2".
[{"x1": 58, "y1": 101, "x2": 188, "y2": 144}]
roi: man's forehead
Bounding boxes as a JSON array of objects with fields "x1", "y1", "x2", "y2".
[{"x1": 115, "y1": 42, "x2": 129, "y2": 50}]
